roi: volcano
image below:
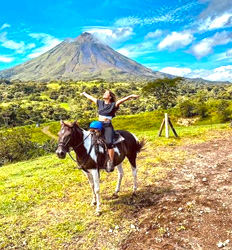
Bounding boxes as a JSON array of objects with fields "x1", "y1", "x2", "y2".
[{"x1": 0, "y1": 32, "x2": 168, "y2": 81}]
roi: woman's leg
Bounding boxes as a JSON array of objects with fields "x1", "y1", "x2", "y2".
[
  {"x1": 103, "y1": 123, "x2": 115, "y2": 172},
  {"x1": 108, "y1": 148, "x2": 114, "y2": 161}
]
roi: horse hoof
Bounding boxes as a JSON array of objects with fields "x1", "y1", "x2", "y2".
[
  {"x1": 95, "y1": 211, "x2": 102, "y2": 216},
  {"x1": 91, "y1": 201, "x2": 97, "y2": 206},
  {"x1": 111, "y1": 193, "x2": 119, "y2": 199}
]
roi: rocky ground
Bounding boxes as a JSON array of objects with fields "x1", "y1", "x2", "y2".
[{"x1": 120, "y1": 131, "x2": 232, "y2": 250}]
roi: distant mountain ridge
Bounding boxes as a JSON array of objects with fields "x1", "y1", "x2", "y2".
[{"x1": 0, "y1": 32, "x2": 169, "y2": 82}]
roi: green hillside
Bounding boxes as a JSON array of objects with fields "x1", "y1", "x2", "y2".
[{"x1": 0, "y1": 122, "x2": 230, "y2": 249}]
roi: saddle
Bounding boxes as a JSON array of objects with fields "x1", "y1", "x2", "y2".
[
  {"x1": 89, "y1": 129, "x2": 125, "y2": 146},
  {"x1": 89, "y1": 129, "x2": 125, "y2": 170},
  {"x1": 113, "y1": 132, "x2": 125, "y2": 145}
]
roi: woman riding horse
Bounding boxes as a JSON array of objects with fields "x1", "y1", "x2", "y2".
[{"x1": 80, "y1": 90, "x2": 139, "y2": 172}]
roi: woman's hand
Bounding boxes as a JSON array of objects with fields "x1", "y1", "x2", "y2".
[
  {"x1": 130, "y1": 94, "x2": 139, "y2": 99},
  {"x1": 116, "y1": 94, "x2": 139, "y2": 107},
  {"x1": 80, "y1": 92, "x2": 86, "y2": 96}
]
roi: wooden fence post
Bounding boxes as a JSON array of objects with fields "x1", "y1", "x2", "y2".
[
  {"x1": 165, "y1": 113, "x2": 169, "y2": 138},
  {"x1": 158, "y1": 118, "x2": 165, "y2": 137},
  {"x1": 158, "y1": 113, "x2": 178, "y2": 138}
]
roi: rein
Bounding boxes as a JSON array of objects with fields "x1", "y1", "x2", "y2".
[
  {"x1": 68, "y1": 140, "x2": 94, "y2": 171},
  {"x1": 59, "y1": 128, "x2": 93, "y2": 171}
]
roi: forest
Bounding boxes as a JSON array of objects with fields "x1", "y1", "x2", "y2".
[{"x1": 0, "y1": 78, "x2": 232, "y2": 128}]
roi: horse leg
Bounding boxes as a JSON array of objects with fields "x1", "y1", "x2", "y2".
[
  {"x1": 131, "y1": 165, "x2": 138, "y2": 196},
  {"x1": 89, "y1": 169, "x2": 101, "y2": 215},
  {"x1": 84, "y1": 171, "x2": 97, "y2": 206},
  {"x1": 112, "y1": 163, "x2": 123, "y2": 199},
  {"x1": 128, "y1": 155, "x2": 138, "y2": 197}
]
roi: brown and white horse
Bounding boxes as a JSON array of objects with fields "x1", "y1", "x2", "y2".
[{"x1": 56, "y1": 121, "x2": 144, "y2": 215}]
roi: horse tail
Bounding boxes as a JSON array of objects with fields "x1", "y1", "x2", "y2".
[{"x1": 136, "y1": 138, "x2": 146, "y2": 153}]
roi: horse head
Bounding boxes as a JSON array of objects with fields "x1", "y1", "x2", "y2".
[{"x1": 56, "y1": 120, "x2": 80, "y2": 159}]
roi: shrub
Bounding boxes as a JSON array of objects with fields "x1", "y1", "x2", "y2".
[
  {"x1": 0, "y1": 128, "x2": 56, "y2": 165},
  {"x1": 177, "y1": 99, "x2": 197, "y2": 118},
  {"x1": 217, "y1": 100, "x2": 231, "y2": 122}
]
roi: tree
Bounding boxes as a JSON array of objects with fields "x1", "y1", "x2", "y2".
[
  {"x1": 142, "y1": 77, "x2": 182, "y2": 109},
  {"x1": 177, "y1": 99, "x2": 196, "y2": 118},
  {"x1": 217, "y1": 100, "x2": 231, "y2": 122}
]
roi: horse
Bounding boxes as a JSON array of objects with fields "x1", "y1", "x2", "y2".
[{"x1": 56, "y1": 120, "x2": 144, "y2": 215}]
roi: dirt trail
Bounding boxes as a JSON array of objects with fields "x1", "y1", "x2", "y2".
[
  {"x1": 42, "y1": 126, "x2": 58, "y2": 140},
  {"x1": 121, "y1": 131, "x2": 232, "y2": 250}
]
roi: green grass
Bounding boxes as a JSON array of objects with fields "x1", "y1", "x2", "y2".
[
  {"x1": 47, "y1": 110, "x2": 170, "y2": 136},
  {"x1": 0, "y1": 125, "x2": 51, "y2": 144},
  {"x1": 0, "y1": 121, "x2": 231, "y2": 249},
  {"x1": 112, "y1": 110, "x2": 165, "y2": 132},
  {"x1": 0, "y1": 102, "x2": 12, "y2": 107},
  {"x1": 60, "y1": 102, "x2": 70, "y2": 110},
  {"x1": 0, "y1": 153, "x2": 143, "y2": 249},
  {"x1": 47, "y1": 83, "x2": 61, "y2": 90}
]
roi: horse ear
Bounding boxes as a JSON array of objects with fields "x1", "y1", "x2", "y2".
[
  {"x1": 60, "y1": 120, "x2": 64, "y2": 125},
  {"x1": 72, "y1": 120, "x2": 78, "y2": 127}
]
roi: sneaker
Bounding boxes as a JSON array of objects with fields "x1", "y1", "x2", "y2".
[{"x1": 106, "y1": 160, "x2": 114, "y2": 173}]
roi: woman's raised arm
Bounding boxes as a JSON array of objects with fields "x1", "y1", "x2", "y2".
[
  {"x1": 80, "y1": 92, "x2": 97, "y2": 104},
  {"x1": 116, "y1": 94, "x2": 139, "y2": 107}
]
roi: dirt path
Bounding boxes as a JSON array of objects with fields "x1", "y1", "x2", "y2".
[
  {"x1": 42, "y1": 126, "x2": 58, "y2": 140},
  {"x1": 121, "y1": 132, "x2": 232, "y2": 250}
]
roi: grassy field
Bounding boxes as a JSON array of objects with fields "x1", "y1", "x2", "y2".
[
  {"x1": 0, "y1": 125, "x2": 51, "y2": 144},
  {"x1": 0, "y1": 119, "x2": 230, "y2": 249}
]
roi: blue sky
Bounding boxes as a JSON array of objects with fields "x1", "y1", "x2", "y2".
[{"x1": 1, "y1": 0, "x2": 232, "y2": 81}]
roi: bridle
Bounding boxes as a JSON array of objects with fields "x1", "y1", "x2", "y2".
[
  {"x1": 58, "y1": 126, "x2": 90, "y2": 151},
  {"x1": 58, "y1": 126, "x2": 93, "y2": 171}
]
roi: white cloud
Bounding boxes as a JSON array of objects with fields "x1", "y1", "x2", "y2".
[
  {"x1": 209, "y1": 14, "x2": 232, "y2": 29},
  {"x1": 226, "y1": 48, "x2": 232, "y2": 57},
  {"x1": 114, "y1": 2, "x2": 197, "y2": 27},
  {"x1": 196, "y1": 0, "x2": 232, "y2": 32},
  {"x1": 198, "y1": 13, "x2": 232, "y2": 31},
  {"x1": 27, "y1": 33, "x2": 62, "y2": 58},
  {"x1": 115, "y1": 14, "x2": 174, "y2": 27},
  {"x1": 190, "y1": 31, "x2": 232, "y2": 59},
  {"x1": 86, "y1": 27, "x2": 134, "y2": 44},
  {"x1": 114, "y1": 17, "x2": 142, "y2": 27},
  {"x1": 158, "y1": 31, "x2": 194, "y2": 51},
  {"x1": 199, "y1": 0, "x2": 232, "y2": 19},
  {"x1": 145, "y1": 29, "x2": 163, "y2": 39},
  {"x1": 204, "y1": 65, "x2": 232, "y2": 81},
  {"x1": 0, "y1": 31, "x2": 35, "y2": 54},
  {"x1": 160, "y1": 67, "x2": 192, "y2": 76},
  {"x1": 117, "y1": 41, "x2": 156, "y2": 58},
  {"x1": 1, "y1": 40, "x2": 35, "y2": 53},
  {"x1": 143, "y1": 63, "x2": 159, "y2": 71},
  {"x1": 117, "y1": 47, "x2": 146, "y2": 57},
  {"x1": 0, "y1": 23, "x2": 10, "y2": 30},
  {"x1": 117, "y1": 48, "x2": 130, "y2": 57},
  {"x1": 159, "y1": 65, "x2": 232, "y2": 82},
  {"x1": 0, "y1": 55, "x2": 14, "y2": 63}
]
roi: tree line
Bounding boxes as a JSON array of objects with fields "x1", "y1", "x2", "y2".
[{"x1": 0, "y1": 78, "x2": 232, "y2": 128}]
